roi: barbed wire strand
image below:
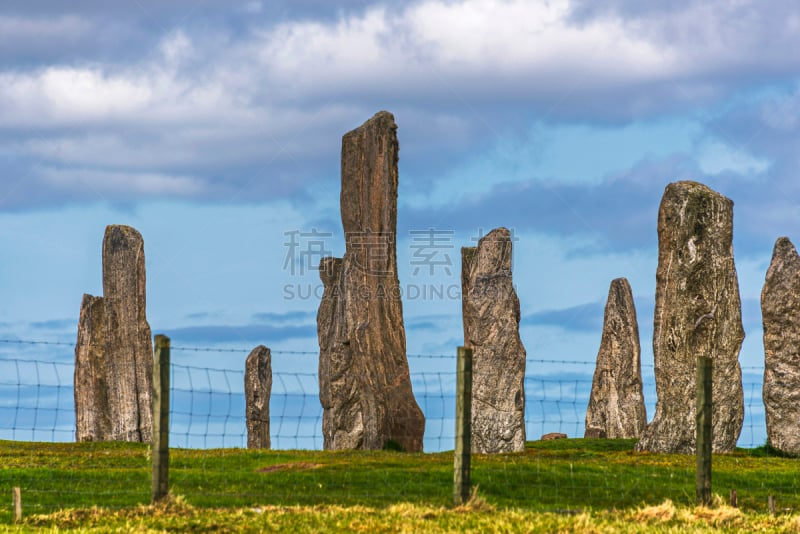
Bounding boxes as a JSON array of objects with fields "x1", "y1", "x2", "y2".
[{"x1": 0, "y1": 337, "x2": 767, "y2": 369}]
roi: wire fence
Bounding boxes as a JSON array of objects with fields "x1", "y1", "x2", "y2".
[
  {"x1": 0, "y1": 337, "x2": 793, "y2": 520},
  {"x1": 0, "y1": 338, "x2": 769, "y2": 450}
]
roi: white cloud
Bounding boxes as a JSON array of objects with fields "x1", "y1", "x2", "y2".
[
  {"x1": 242, "y1": 1, "x2": 264, "y2": 14},
  {"x1": 16, "y1": 103, "x2": 359, "y2": 171},
  {"x1": 2, "y1": 0, "x2": 798, "y2": 130},
  {"x1": 253, "y1": 0, "x2": 672, "y2": 97},
  {"x1": 696, "y1": 140, "x2": 770, "y2": 176},
  {"x1": 0, "y1": 67, "x2": 154, "y2": 124},
  {"x1": 0, "y1": 0, "x2": 799, "y2": 208},
  {"x1": 42, "y1": 68, "x2": 153, "y2": 117},
  {"x1": 0, "y1": 15, "x2": 92, "y2": 40},
  {"x1": 256, "y1": 7, "x2": 395, "y2": 90},
  {"x1": 160, "y1": 30, "x2": 194, "y2": 65},
  {"x1": 38, "y1": 167, "x2": 207, "y2": 197},
  {"x1": 406, "y1": 0, "x2": 668, "y2": 76},
  {"x1": 251, "y1": 0, "x2": 800, "y2": 101}
]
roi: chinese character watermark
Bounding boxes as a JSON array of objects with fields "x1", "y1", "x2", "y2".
[
  {"x1": 347, "y1": 230, "x2": 394, "y2": 275},
  {"x1": 283, "y1": 228, "x2": 333, "y2": 276},
  {"x1": 409, "y1": 228, "x2": 454, "y2": 276},
  {"x1": 279, "y1": 226, "x2": 521, "y2": 301}
]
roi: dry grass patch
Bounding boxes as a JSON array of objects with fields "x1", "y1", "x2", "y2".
[
  {"x1": 633, "y1": 499, "x2": 677, "y2": 522},
  {"x1": 453, "y1": 486, "x2": 495, "y2": 514},
  {"x1": 257, "y1": 462, "x2": 324, "y2": 473},
  {"x1": 632, "y1": 495, "x2": 745, "y2": 531}
]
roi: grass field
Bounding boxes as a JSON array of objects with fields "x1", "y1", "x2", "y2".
[{"x1": 1, "y1": 438, "x2": 799, "y2": 532}]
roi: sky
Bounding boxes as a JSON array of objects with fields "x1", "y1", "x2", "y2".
[{"x1": 1, "y1": 1, "x2": 799, "y2": 443}]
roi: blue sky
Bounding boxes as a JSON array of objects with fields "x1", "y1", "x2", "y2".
[{"x1": 1, "y1": 0, "x2": 799, "y2": 378}]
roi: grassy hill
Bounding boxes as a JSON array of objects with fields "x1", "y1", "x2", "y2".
[{"x1": 1, "y1": 438, "x2": 799, "y2": 532}]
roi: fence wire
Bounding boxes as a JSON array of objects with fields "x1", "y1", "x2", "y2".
[
  {"x1": 0, "y1": 340, "x2": 768, "y2": 450},
  {"x1": 0, "y1": 338, "x2": 792, "y2": 520}
]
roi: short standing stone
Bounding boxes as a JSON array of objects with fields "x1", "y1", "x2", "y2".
[
  {"x1": 462, "y1": 227, "x2": 526, "y2": 453},
  {"x1": 636, "y1": 181, "x2": 744, "y2": 454},
  {"x1": 317, "y1": 111, "x2": 425, "y2": 452},
  {"x1": 245, "y1": 345, "x2": 272, "y2": 449},
  {"x1": 585, "y1": 278, "x2": 646, "y2": 439},
  {"x1": 317, "y1": 257, "x2": 362, "y2": 448},
  {"x1": 762, "y1": 237, "x2": 800, "y2": 455},
  {"x1": 74, "y1": 294, "x2": 110, "y2": 442}
]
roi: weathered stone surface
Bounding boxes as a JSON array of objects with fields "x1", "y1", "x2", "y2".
[
  {"x1": 317, "y1": 257, "x2": 363, "y2": 449},
  {"x1": 73, "y1": 225, "x2": 153, "y2": 443},
  {"x1": 541, "y1": 432, "x2": 567, "y2": 441},
  {"x1": 762, "y1": 237, "x2": 800, "y2": 455},
  {"x1": 317, "y1": 111, "x2": 425, "y2": 452},
  {"x1": 585, "y1": 278, "x2": 646, "y2": 439},
  {"x1": 102, "y1": 225, "x2": 153, "y2": 442},
  {"x1": 245, "y1": 345, "x2": 272, "y2": 449},
  {"x1": 636, "y1": 181, "x2": 744, "y2": 454},
  {"x1": 461, "y1": 227, "x2": 526, "y2": 454},
  {"x1": 74, "y1": 294, "x2": 110, "y2": 442}
]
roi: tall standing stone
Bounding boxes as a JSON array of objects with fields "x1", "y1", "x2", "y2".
[
  {"x1": 636, "y1": 181, "x2": 744, "y2": 454},
  {"x1": 74, "y1": 225, "x2": 153, "y2": 443},
  {"x1": 103, "y1": 225, "x2": 153, "y2": 442},
  {"x1": 461, "y1": 227, "x2": 526, "y2": 453},
  {"x1": 317, "y1": 111, "x2": 425, "y2": 452},
  {"x1": 245, "y1": 345, "x2": 272, "y2": 449},
  {"x1": 75, "y1": 294, "x2": 110, "y2": 442},
  {"x1": 585, "y1": 278, "x2": 646, "y2": 439},
  {"x1": 762, "y1": 237, "x2": 800, "y2": 455}
]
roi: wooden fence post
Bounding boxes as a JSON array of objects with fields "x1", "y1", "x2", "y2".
[
  {"x1": 696, "y1": 356, "x2": 712, "y2": 506},
  {"x1": 13, "y1": 487, "x2": 21, "y2": 523},
  {"x1": 454, "y1": 346, "x2": 473, "y2": 506},
  {"x1": 152, "y1": 334, "x2": 170, "y2": 504}
]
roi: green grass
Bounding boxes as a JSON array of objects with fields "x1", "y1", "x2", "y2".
[{"x1": 1, "y1": 438, "x2": 799, "y2": 531}]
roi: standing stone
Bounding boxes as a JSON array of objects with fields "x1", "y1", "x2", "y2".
[
  {"x1": 245, "y1": 345, "x2": 272, "y2": 449},
  {"x1": 461, "y1": 227, "x2": 526, "y2": 453},
  {"x1": 585, "y1": 278, "x2": 646, "y2": 439},
  {"x1": 75, "y1": 294, "x2": 110, "y2": 442},
  {"x1": 103, "y1": 225, "x2": 153, "y2": 442},
  {"x1": 317, "y1": 111, "x2": 425, "y2": 452},
  {"x1": 73, "y1": 225, "x2": 153, "y2": 443},
  {"x1": 636, "y1": 181, "x2": 744, "y2": 454},
  {"x1": 762, "y1": 237, "x2": 800, "y2": 455},
  {"x1": 318, "y1": 257, "x2": 364, "y2": 449}
]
